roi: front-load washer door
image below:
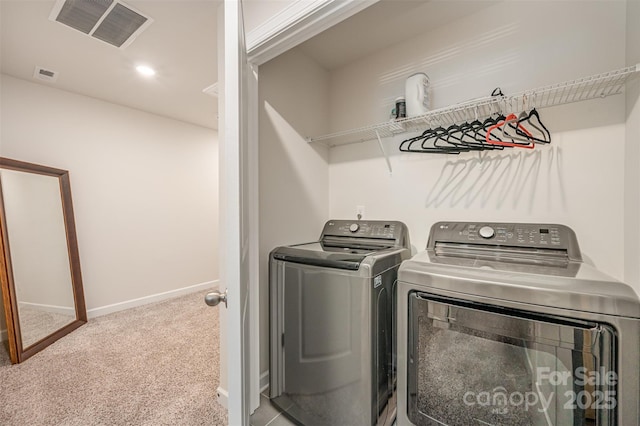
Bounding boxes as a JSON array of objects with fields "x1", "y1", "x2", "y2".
[{"x1": 407, "y1": 293, "x2": 617, "y2": 426}]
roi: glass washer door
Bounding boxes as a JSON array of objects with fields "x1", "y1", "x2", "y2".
[{"x1": 408, "y1": 293, "x2": 617, "y2": 426}]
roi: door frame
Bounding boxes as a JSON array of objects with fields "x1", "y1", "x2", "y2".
[
  {"x1": 221, "y1": 0, "x2": 381, "y2": 422},
  {"x1": 246, "y1": 0, "x2": 378, "y2": 66}
]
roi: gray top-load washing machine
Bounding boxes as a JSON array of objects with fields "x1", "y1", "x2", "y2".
[
  {"x1": 270, "y1": 220, "x2": 411, "y2": 426},
  {"x1": 397, "y1": 221, "x2": 640, "y2": 426}
]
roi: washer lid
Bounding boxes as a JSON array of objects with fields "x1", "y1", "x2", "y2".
[{"x1": 271, "y1": 242, "x2": 373, "y2": 270}]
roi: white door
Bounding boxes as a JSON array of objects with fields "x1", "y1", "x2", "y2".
[{"x1": 209, "y1": 0, "x2": 257, "y2": 424}]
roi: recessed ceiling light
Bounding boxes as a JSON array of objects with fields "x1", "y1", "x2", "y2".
[{"x1": 136, "y1": 65, "x2": 155, "y2": 77}]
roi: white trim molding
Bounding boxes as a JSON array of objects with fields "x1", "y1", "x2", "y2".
[
  {"x1": 248, "y1": 61, "x2": 261, "y2": 414},
  {"x1": 86, "y1": 280, "x2": 219, "y2": 318},
  {"x1": 260, "y1": 370, "x2": 269, "y2": 393},
  {"x1": 18, "y1": 302, "x2": 75, "y2": 316},
  {"x1": 217, "y1": 386, "x2": 229, "y2": 409},
  {"x1": 246, "y1": 0, "x2": 378, "y2": 66}
]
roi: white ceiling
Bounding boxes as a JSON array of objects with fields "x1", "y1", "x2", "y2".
[
  {"x1": 1, "y1": 0, "x2": 220, "y2": 129},
  {"x1": 0, "y1": 0, "x2": 497, "y2": 131},
  {"x1": 297, "y1": 0, "x2": 498, "y2": 70}
]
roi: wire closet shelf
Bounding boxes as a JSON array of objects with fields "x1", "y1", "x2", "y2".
[{"x1": 306, "y1": 64, "x2": 640, "y2": 148}]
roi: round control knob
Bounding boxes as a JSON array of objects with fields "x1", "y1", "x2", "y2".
[
  {"x1": 479, "y1": 226, "x2": 495, "y2": 239},
  {"x1": 349, "y1": 223, "x2": 360, "y2": 233}
]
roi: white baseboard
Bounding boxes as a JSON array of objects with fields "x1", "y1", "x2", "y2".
[
  {"x1": 260, "y1": 370, "x2": 269, "y2": 393},
  {"x1": 87, "y1": 280, "x2": 219, "y2": 319},
  {"x1": 216, "y1": 386, "x2": 228, "y2": 409},
  {"x1": 215, "y1": 373, "x2": 267, "y2": 409},
  {"x1": 18, "y1": 301, "x2": 75, "y2": 316},
  {"x1": 1, "y1": 328, "x2": 7, "y2": 343}
]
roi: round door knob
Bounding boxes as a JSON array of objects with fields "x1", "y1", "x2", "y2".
[
  {"x1": 479, "y1": 226, "x2": 495, "y2": 239},
  {"x1": 349, "y1": 223, "x2": 359, "y2": 233},
  {"x1": 205, "y1": 289, "x2": 227, "y2": 308}
]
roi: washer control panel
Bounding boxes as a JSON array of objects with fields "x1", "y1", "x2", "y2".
[
  {"x1": 427, "y1": 221, "x2": 582, "y2": 260},
  {"x1": 321, "y1": 220, "x2": 410, "y2": 248}
]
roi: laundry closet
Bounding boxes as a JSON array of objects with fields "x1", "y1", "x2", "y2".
[{"x1": 256, "y1": 0, "x2": 640, "y2": 411}]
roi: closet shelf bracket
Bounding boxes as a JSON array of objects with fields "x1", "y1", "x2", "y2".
[{"x1": 375, "y1": 130, "x2": 392, "y2": 175}]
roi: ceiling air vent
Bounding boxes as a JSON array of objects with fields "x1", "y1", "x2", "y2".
[
  {"x1": 49, "y1": 0, "x2": 153, "y2": 49},
  {"x1": 33, "y1": 66, "x2": 59, "y2": 82}
]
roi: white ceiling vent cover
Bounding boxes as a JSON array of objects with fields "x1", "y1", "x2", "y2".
[
  {"x1": 49, "y1": 0, "x2": 153, "y2": 49},
  {"x1": 33, "y1": 66, "x2": 59, "y2": 82}
]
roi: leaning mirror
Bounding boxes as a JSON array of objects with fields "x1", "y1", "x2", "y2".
[{"x1": 0, "y1": 157, "x2": 86, "y2": 363}]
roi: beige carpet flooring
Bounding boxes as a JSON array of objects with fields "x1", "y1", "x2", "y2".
[
  {"x1": 0, "y1": 290, "x2": 228, "y2": 425},
  {"x1": 18, "y1": 304, "x2": 76, "y2": 348}
]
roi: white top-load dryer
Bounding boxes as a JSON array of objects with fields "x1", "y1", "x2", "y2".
[
  {"x1": 397, "y1": 221, "x2": 640, "y2": 426},
  {"x1": 270, "y1": 220, "x2": 411, "y2": 426}
]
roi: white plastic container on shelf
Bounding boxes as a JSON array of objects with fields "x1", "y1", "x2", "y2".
[{"x1": 405, "y1": 72, "x2": 430, "y2": 117}]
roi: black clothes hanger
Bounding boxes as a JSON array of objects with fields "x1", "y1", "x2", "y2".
[
  {"x1": 400, "y1": 128, "x2": 463, "y2": 154},
  {"x1": 515, "y1": 108, "x2": 551, "y2": 143},
  {"x1": 398, "y1": 87, "x2": 550, "y2": 154},
  {"x1": 399, "y1": 129, "x2": 431, "y2": 152},
  {"x1": 449, "y1": 121, "x2": 496, "y2": 150},
  {"x1": 422, "y1": 125, "x2": 469, "y2": 154}
]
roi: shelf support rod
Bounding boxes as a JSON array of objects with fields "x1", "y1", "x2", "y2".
[{"x1": 375, "y1": 130, "x2": 392, "y2": 175}]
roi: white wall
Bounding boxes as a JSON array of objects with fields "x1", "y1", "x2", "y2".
[
  {"x1": 258, "y1": 48, "x2": 330, "y2": 373},
  {"x1": 327, "y1": 1, "x2": 628, "y2": 281},
  {"x1": 0, "y1": 75, "x2": 219, "y2": 316},
  {"x1": 624, "y1": 0, "x2": 640, "y2": 293}
]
